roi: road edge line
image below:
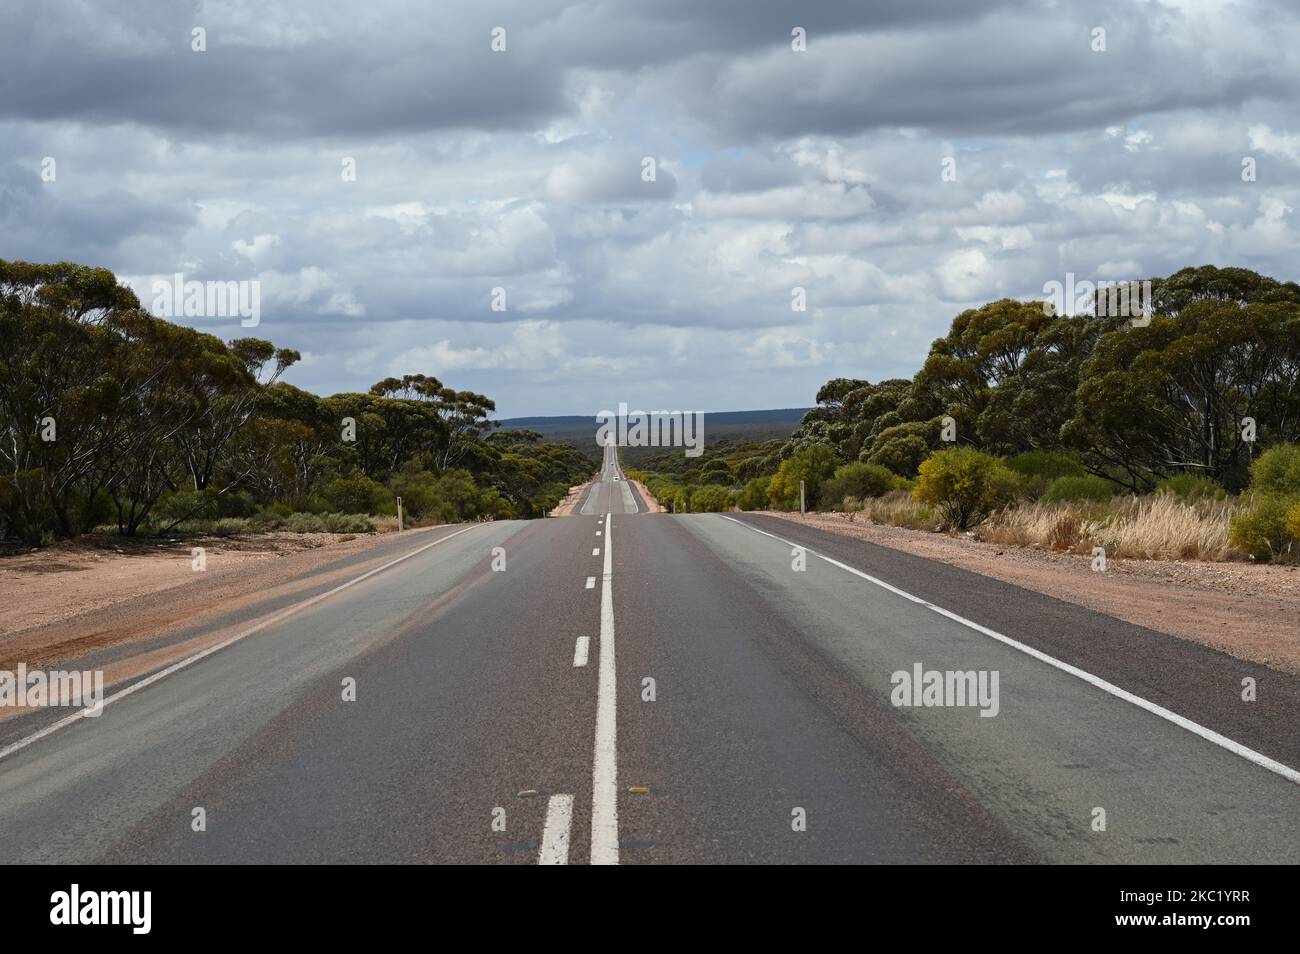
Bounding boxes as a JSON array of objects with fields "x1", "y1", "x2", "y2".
[
  {"x1": 719, "y1": 514, "x2": 1300, "y2": 787},
  {"x1": 0, "y1": 523, "x2": 482, "y2": 764}
]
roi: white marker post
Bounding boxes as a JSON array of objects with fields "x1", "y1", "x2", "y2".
[
  {"x1": 800, "y1": 480, "x2": 805, "y2": 515},
  {"x1": 397, "y1": 496, "x2": 403, "y2": 532}
]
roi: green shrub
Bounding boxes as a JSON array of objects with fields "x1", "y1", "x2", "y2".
[
  {"x1": 321, "y1": 476, "x2": 390, "y2": 515},
  {"x1": 736, "y1": 476, "x2": 771, "y2": 511},
  {"x1": 1250, "y1": 444, "x2": 1300, "y2": 497},
  {"x1": 387, "y1": 467, "x2": 442, "y2": 519},
  {"x1": 1156, "y1": 473, "x2": 1226, "y2": 500},
  {"x1": 913, "y1": 447, "x2": 1019, "y2": 530},
  {"x1": 322, "y1": 512, "x2": 375, "y2": 533},
  {"x1": 1230, "y1": 495, "x2": 1299, "y2": 561},
  {"x1": 249, "y1": 510, "x2": 285, "y2": 530},
  {"x1": 1041, "y1": 474, "x2": 1117, "y2": 503},
  {"x1": 285, "y1": 512, "x2": 327, "y2": 533},
  {"x1": 1003, "y1": 450, "x2": 1086, "y2": 499},
  {"x1": 689, "y1": 486, "x2": 732, "y2": 513},
  {"x1": 1003, "y1": 450, "x2": 1086, "y2": 481},
  {"x1": 818, "y1": 462, "x2": 898, "y2": 508},
  {"x1": 699, "y1": 459, "x2": 733, "y2": 485},
  {"x1": 1285, "y1": 499, "x2": 1300, "y2": 543},
  {"x1": 767, "y1": 445, "x2": 837, "y2": 509}
]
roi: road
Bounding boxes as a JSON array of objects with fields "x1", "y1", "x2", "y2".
[{"x1": 2, "y1": 446, "x2": 1299, "y2": 864}]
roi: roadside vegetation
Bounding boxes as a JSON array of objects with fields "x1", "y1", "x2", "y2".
[
  {"x1": 0, "y1": 260, "x2": 594, "y2": 547},
  {"x1": 633, "y1": 265, "x2": 1300, "y2": 563}
]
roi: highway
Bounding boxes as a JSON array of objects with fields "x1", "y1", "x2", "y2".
[{"x1": 1, "y1": 445, "x2": 1299, "y2": 864}]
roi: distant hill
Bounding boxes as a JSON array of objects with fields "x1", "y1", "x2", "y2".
[{"x1": 498, "y1": 407, "x2": 810, "y2": 460}]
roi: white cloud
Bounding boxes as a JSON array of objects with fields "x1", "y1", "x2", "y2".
[
  {"x1": 6, "y1": 0, "x2": 1300, "y2": 414},
  {"x1": 1248, "y1": 124, "x2": 1300, "y2": 164},
  {"x1": 232, "y1": 233, "x2": 280, "y2": 261}
]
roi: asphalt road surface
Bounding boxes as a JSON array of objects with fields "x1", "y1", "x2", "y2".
[{"x1": 2, "y1": 447, "x2": 1299, "y2": 864}]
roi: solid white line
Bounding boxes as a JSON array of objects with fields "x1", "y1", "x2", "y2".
[
  {"x1": 719, "y1": 515, "x2": 1300, "y2": 787},
  {"x1": 585, "y1": 576, "x2": 595, "y2": 589},
  {"x1": 538, "y1": 794, "x2": 575, "y2": 865},
  {"x1": 0, "y1": 524, "x2": 482, "y2": 765},
  {"x1": 573, "y1": 635, "x2": 590, "y2": 667},
  {"x1": 591, "y1": 511, "x2": 619, "y2": 863}
]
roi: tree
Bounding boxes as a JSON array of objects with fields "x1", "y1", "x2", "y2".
[
  {"x1": 1063, "y1": 297, "x2": 1300, "y2": 491},
  {"x1": 912, "y1": 298, "x2": 1061, "y2": 451},
  {"x1": 174, "y1": 337, "x2": 299, "y2": 492},
  {"x1": 766, "y1": 445, "x2": 836, "y2": 509},
  {"x1": 369, "y1": 374, "x2": 498, "y2": 472}
]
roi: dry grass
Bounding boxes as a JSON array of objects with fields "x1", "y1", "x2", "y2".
[
  {"x1": 842, "y1": 490, "x2": 943, "y2": 532},
  {"x1": 982, "y1": 495, "x2": 1244, "y2": 561},
  {"x1": 832, "y1": 490, "x2": 1244, "y2": 562}
]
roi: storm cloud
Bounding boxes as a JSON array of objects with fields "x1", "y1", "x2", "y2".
[{"x1": 2, "y1": 0, "x2": 1297, "y2": 415}]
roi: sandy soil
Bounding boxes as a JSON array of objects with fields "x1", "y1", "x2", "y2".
[
  {"x1": 0, "y1": 532, "x2": 377, "y2": 635},
  {"x1": 762, "y1": 511, "x2": 1300, "y2": 675},
  {"x1": 548, "y1": 483, "x2": 587, "y2": 517}
]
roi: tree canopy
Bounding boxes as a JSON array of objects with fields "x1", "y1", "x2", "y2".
[{"x1": 0, "y1": 259, "x2": 592, "y2": 544}]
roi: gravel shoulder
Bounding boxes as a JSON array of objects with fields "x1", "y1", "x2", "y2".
[
  {"x1": 547, "y1": 482, "x2": 588, "y2": 517},
  {"x1": 761, "y1": 510, "x2": 1300, "y2": 675}
]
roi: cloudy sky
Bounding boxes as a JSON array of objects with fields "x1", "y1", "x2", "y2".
[{"x1": 3, "y1": 0, "x2": 1298, "y2": 416}]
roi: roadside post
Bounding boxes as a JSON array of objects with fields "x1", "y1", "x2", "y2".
[
  {"x1": 800, "y1": 480, "x2": 805, "y2": 515},
  {"x1": 397, "y1": 496, "x2": 403, "y2": 532}
]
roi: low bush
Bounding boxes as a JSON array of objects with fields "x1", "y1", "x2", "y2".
[
  {"x1": 1002, "y1": 451, "x2": 1087, "y2": 500},
  {"x1": 321, "y1": 476, "x2": 390, "y2": 515},
  {"x1": 736, "y1": 476, "x2": 771, "y2": 511},
  {"x1": 280, "y1": 511, "x2": 374, "y2": 534},
  {"x1": 1250, "y1": 443, "x2": 1300, "y2": 497},
  {"x1": 1230, "y1": 495, "x2": 1298, "y2": 561},
  {"x1": 767, "y1": 445, "x2": 837, "y2": 509},
  {"x1": 1156, "y1": 473, "x2": 1227, "y2": 500},
  {"x1": 913, "y1": 447, "x2": 1019, "y2": 530},
  {"x1": 1286, "y1": 499, "x2": 1300, "y2": 543},
  {"x1": 322, "y1": 512, "x2": 375, "y2": 533},
  {"x1": 689, "y1": 486, "x2": 732, "y2": 513},
  {"x1": 1040, "y1": 474, "x2": 1116, "y2": 504},
  {"x1": 285, "y1": 511, "x2": 327, "y2": 533},
  {"x1": 818, "y1": 462, "x2": 898, "y2": 508}
]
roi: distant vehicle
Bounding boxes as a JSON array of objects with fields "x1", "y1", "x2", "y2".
[{"x1": 613, "y1": 475, "x2": 621, "y2": 481}]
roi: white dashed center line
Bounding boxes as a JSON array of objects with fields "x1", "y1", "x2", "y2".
[
  {"x1": 538, "y1": 794, "x2": 575, "y2": 865},
  {"x1": 573, "y1": 635, "x2": 590, "y2": 667}
]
